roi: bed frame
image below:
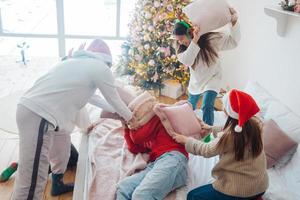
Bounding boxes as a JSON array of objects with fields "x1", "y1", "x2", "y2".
[{"x1": 73, "y1": 133, "x2": 89, "y2": 200}]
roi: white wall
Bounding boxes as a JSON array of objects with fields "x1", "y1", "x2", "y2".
[{"x1": 220, "y1": 0, "x2": 300, "y2": 115}]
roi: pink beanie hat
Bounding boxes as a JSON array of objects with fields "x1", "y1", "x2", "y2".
[{"x1": 87, "y1": 39, "x2": 112, "y2": 65}]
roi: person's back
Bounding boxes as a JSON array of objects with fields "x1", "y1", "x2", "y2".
[
  {"x1": 211, "y1": 127, "x2": 268, "y2": 197},
  {"x1": 21, "y1": 56, "x2": 105, "y2": 130},
  {"x1": 20, "y1": 49, "x2": 133, "y2": 131}
]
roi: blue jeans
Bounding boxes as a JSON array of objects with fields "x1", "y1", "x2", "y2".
[
  {"x1": 116, "y1": 151, "x2": 188, "y2": 200},
  {"x1": 188, "y1": 90, "x2": 217, "y2": 126},
  {"x1": 187, "y1": 184, "x2": 264, "y2": 200}
]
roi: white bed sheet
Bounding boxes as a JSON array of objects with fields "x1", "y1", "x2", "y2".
[
  {"x1": 74, "y1": 109, "x2": 225, "y2": 200},
  {"x1": 78, "y1": 107, "x2": 300, "y2": 200},
  {"x1": 186, "y1": 110, "x2": 227, "y2": 191},
  {"x1": 264, "y1": 147, "x2": 300, "y2": 200}
]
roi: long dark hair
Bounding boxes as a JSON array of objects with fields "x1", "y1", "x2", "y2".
[
  {"x1": 216, "y1": 116, "x2": 263, "y2": 161},
  {"x1": 174, "y1": 22, "x2": 222, "y2": 68}
]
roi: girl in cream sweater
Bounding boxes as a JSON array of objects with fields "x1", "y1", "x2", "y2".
[
  {"x1": 173, "y1": 89, "x2": 268, "y2": 200},
  {"x1": 173, "y1": 8, "x2": 241, "y2": 137}
]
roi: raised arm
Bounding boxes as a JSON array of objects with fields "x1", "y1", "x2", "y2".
[
  {"x1": 214, "y1": 7, "x2": 241, "y2": 51},
  {"x1": 93, "y1": 66, "x2": 132, "y2": 122},
  {"x1": 215, "y1": 22, "x2": 241, "y2": 51},
  {"x1": 177, "y1": 41, "x2": 200, "y2": 67}
]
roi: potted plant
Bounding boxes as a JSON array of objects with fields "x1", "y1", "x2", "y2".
[{"x1": 279, "y1": 0, "x2": 296, "y2": 11}]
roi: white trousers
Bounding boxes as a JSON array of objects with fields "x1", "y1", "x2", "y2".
[{"x1": 12, "y1": 105, "x2": 71, "y2": 200}]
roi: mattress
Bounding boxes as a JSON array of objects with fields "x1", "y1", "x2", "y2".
[
  {"x1": 74, "y1": 81, "x2": 300, "y2": 200},
  {"x1": 73, "y1": 110, "x2": 226, "y2": 200}
]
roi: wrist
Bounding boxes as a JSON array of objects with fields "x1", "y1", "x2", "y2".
[{"x1": 192, "y1": 38, "x2": 198, "y2": 44}]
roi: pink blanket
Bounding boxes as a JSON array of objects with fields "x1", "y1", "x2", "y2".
[{"x1": 87, "y1": 119, "x2": 182, "y2": 200}]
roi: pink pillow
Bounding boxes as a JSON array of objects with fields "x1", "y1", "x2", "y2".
[
  {"x1": 101, "y1": 90, "x2": 157, "y2": 128},
  {"x1": 154, "y1": 101, "x2": 202, "y2": 139},
  {"x1": 263, "y1": 119, "x2": 298, "y2": 169},
  {"x1": 183, "y1": 0, "x2": 231, "y2": 35}
]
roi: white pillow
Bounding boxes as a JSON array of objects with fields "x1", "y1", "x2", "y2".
[
  {"x1": 243, "y1": 81, "x2": 273, "y2": 118},
  {"x1": 265, "y1": 102, "x2": 300, "y2": 143},
  {"x1": 183, "y1": 0, "x2": 231, "y2": 35},
  {"x1": 244, "y1": 81, "x2": 300, "y2": 168},
  {"x1": 244, "y1": 82, "x2": 300, "y2": 142}
]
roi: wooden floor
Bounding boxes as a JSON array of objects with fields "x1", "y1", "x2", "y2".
[
  {"x1": 0, "y1": 56, "x2": 223, "y2": 200},
  {"x1": 0, "y1": 131, "x2": 81, "y2": 200}
]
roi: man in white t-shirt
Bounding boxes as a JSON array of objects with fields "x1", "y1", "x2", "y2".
[{"x1": 12, "y1": 39, "x2": 136, "y2": 200}]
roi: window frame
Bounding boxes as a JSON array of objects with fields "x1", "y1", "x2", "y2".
[{"x1": 0, "y1": 0, "x2": 125, "y2": 57}]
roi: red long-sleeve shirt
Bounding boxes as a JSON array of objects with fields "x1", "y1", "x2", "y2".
[{"x1": 124, "y1": 115, "x2": 188, "y2": 162}]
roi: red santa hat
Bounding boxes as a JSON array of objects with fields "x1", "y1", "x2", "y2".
[
  {"x1": 87, "y1": 39, "x2": 112, "y2": 65},
  {"x1": 222, "y1": 89, "x2": 260, "y2": 132}
]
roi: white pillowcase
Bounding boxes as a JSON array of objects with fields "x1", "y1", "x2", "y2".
[
  {"x1": 243, "y1": 81, "x2": 300, "y2": 169},
  {"x1": 243, "y1": 81, "x2": 273, "y2": 118},
  {"x1": 264, "y1": 100, "x2": 300, "y2": 143},
  {"x1": 183, "y1": 0, "x2": 231, "y2": 35},
  {"x1": 243, "y1": 81, "x2": 300, "y2": 198}
]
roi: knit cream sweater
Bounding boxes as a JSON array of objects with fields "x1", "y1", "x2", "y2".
[{"x1": 185, "y1": 127, "x2": 269, "y2": 197}]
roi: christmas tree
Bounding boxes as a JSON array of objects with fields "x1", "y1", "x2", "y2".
[{"x1": 118, "y1": 0, "x2": 191, "y2": 91}]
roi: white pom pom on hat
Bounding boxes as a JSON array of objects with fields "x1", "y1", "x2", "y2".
[
  {"x1": 234, "y1": 125, "x2": 243, "y2": 133},
  {"x1": 222, "y1": 89, "x2": 260, "y2": 133}
]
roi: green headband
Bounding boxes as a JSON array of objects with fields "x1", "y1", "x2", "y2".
[
  {"x1": 174, "y1": 19, "x2": 191, "y2": 30},
  {"x1": 174, "y1": 19, "x2": 191, "y2": 37}
]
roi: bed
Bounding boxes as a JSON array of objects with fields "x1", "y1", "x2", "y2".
[
  {"x1": 73, "y1": 107, "x2": 225, "y2": 200},
  {"x1": 73, "y1": 81, "x2": 300, "y2": 200}
]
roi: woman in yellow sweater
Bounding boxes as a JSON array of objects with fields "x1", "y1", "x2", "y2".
[{"x1": 173, "y1": 89, "x2": 268, "y2": 200}]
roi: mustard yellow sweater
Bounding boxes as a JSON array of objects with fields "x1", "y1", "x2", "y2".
[{"x1": 185, "y1": 127, "x2": 269, "y2": 198}]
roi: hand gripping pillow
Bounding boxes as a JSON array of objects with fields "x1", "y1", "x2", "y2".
[
  {"x1": 153, "y1": 101, "x2": 202, "y2": 139},
  {"x1": 100, "y1": 86, "x2": 135, "y2": 119},
  {"x1": 128, "y1": 91, "x2": 157, "y2": 127},
  {"x1": 183, "y1": 0, "x2": 231, "y2": 35}
]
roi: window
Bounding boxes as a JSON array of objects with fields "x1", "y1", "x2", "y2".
[
  {"x1": 1, "y1": 0, "x2": 57, "y2": 34},
  {"x1": 0, "y1": 0, "x2": 136, "y2": 57},
  {"x1": 120, "y1": 0, "x2": 137, "y2": 37},
  {"x1": 0, "y1": 37, "x2": 58, "y2": 56},
  {"x1": 64, "y1": 0, "x2": 117, "y2": 36}
]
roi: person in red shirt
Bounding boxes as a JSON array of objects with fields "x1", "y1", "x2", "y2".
[{"x1": 116, "y1": 115, "x2": 188, "y2": 200}]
